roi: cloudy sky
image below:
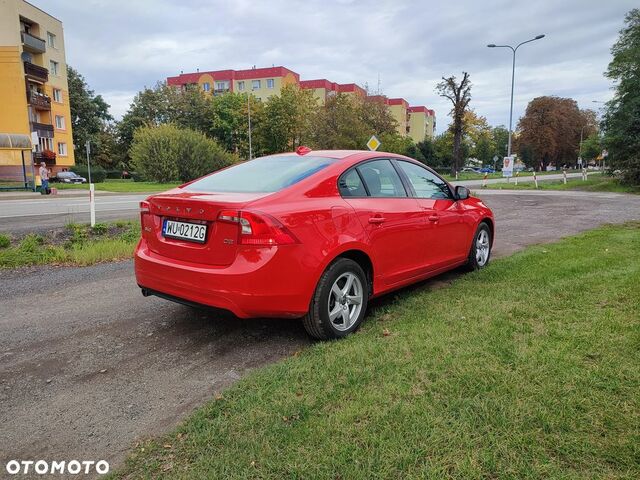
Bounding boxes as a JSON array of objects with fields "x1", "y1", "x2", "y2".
[{"x1": 34, "y1": 0, "x2": 634, "y2": 131}]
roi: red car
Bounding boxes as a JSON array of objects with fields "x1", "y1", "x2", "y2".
[{"x1": 135, "y1": 149, "x2": 494, "y2": 339}]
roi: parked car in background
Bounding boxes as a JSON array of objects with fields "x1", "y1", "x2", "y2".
[
  {"x1": 461, "y1": 167, "x2": 480, "y2": 173},
  {"x1": 52, "y1": 171, "x2": 87, "y2": 184},
  {"x1": 478, "y1": 167, "x2": 495, "y2": 174},
  {"x1": 135, "y1": 149, "x2": 495, "y2": 340}
]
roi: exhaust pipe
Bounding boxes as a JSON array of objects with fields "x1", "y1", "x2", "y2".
[{"x1": 140, "y1": 287, "x2": 150, "y2": 297}]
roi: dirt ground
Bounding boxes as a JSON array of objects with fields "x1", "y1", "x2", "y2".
[{"x1": 1, "y1": 189, "x2": 639, "y2": 474}]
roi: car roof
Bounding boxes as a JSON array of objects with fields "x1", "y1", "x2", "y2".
[{"x1": 271, "y1": 149, "x2": 409, "y2": 160}]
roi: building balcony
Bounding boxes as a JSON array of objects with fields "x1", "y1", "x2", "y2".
[
  {"x1": 34, "y1": 151, "x2": 56, "y2": 166},
  {"x1": 31, "y1": 122, "x2": 54, "y2": 139},
  {"x1": 21, "y1": 31, "x2": 46, "y2": 54},
  {"x1": 24, "y1": 61, "x2": 48, "y2": 83},
  {"x1": 27, "y1": 90, "x2": 51, "y2": 110}
]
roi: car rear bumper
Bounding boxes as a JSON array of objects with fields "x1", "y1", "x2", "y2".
[{"x1": 134, "y1": 239, "x2": 314, "y2": 318}]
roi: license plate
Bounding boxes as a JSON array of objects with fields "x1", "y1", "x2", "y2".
[{"x1": 162, "y1": 219, "x2": 207, "y2": 243}]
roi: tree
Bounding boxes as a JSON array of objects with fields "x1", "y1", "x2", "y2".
[
  {"x1": 311, "y1": 94, "x2": 368, "y2": 149},
  {"x1": 516, "y1": 96, "x2": 590, "y2": 169},
  {"x1": 415, "y1": 138, "x2": 438, "y2": 166},
  {"x1": 67, "y1": 66, "x2": 112, "y2": 159},
  {"x1": 130, "y1": 124, "x2": 237, "y2": 183},
  {"x1": 257, "y1": 85, "x2": 316, "y2": 154},
  {"x1": 463, "y1": 110, "x2": 494, "y2": 165},
  {"x1": 436, "y1": 72, "x2": 472, "y2": 174},
  {"x1": 581, "y1": 133, "x2": 602, "y2": 163},
  {"x1": 603, "y1": 8, "x2": 640, "y2": 185}
]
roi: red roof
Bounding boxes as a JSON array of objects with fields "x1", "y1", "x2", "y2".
[
  {"x1": 336, "y1": 83, "x2": 365, "y2": 95},
  {"x1": 167, "y1": 66, "x2": 300, "y2": 86},
  {"x1": 300, "y1": 79, "x2": 337, "y2": 90},
  {"x1": 388, "y1": 98, "x2": 408, "y2": 107},
  {"x1": 368, "y1": 95, "x2": 389, "y2": 105}
]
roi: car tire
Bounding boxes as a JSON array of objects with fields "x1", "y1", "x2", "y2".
[
  {"x1": 302, "y1": 258, "x2": 369, "y2": 340},
  {"x1": 466, "y1": 222, "x2": 492, "y2": 271}
]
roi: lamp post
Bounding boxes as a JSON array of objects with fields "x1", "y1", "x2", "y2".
[
  {"x1": 247, "y1": 91, "x2": 253, "y2": 160},
  {"x1": 487, "y1": 34, "x2": 545, "y2": 157}
]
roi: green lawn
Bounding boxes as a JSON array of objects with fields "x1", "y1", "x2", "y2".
[
  {"x1": 55, "y1": 179, "x2": 180, "y2": 193},
  {"x1": 442, "y1": 169, "x2": 582, "y2": 182},
  {"x1": 0, "y1": 221, "x2": 140, "y2": 268},
  {"x1": 481, "y1": 175, "x2": 639, "y2": 194},
  {"x1": 114, "y1": 223, "x2": 640, "y2": 479}
]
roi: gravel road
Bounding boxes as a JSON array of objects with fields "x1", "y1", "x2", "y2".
[{"x1": 1, "y1": 189, "x2": 639, "y2": 474}]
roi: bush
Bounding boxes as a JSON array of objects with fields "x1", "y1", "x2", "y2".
[
  {"x1": 72, "y1": 165, "x2": 107, "y2": 183},
  {"x1": 130, "y1": 172, "x2": 147, "y2": 182},
  {"x1": 130, "y1": 124, "x2": 237, "y2": 183},
  {"x1": 105, "y1": 169, "x2": 122, "y2": 179},
  {"x1": 0, "y1": 234, "x2": 10, "y2": 249}
]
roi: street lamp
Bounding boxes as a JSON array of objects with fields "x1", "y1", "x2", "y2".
[
  {"x1": 487, "y1": 34, "x2": 545, "y2": 157},
  {"x1": 247, "y1": 90, "x2": 254, "y2": 160}
]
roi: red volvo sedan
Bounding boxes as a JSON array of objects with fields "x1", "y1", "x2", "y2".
[{"x1": 135, "y1": 149, "x2": 494, "y2": 339}]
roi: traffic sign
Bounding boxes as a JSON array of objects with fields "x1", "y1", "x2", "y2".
[{"x1": 366, "y1": 135, "x2": 380, "y2": 151}]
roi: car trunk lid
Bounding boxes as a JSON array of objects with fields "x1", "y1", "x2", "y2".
[{"x1": 141, "y1": 190, "x2": 268, "y2": 266}]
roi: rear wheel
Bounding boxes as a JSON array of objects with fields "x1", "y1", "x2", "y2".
[
  {"x1": 302, "y1": 258, "x2": 368, "y2": 340},
  {"x1": 466, "y1": 222, "x2": 492, "y2": 270}
]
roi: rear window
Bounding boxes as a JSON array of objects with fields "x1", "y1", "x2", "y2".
[{"x1": 184, "y1": 155, "x2": 336, "y2": 193}]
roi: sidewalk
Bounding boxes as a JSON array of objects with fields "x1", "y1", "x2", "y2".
[{"x1": 0, "y1": 189, "x2": 141, "y2": 201}]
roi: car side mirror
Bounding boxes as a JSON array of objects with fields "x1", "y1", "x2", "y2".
[{"x1": 455, "y1": 185, "x2": 470, "y2": 200}]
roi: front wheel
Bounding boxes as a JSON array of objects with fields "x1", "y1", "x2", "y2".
[
  {"x1": 302, "y1": 258, "x2": 368, "y2": 340},
  {"x1": 466, "y1": 222, "x2": 492, "y2": 270}
]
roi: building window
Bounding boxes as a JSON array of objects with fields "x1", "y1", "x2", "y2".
[
  {"x1": 266, "y1": 79, "x2": 275, "y2": 89},
  {"x1": 252, "y1": 80, "x2": 261, "y2": 90},
  {"x1": 52, "y1": 89, "x2": 62, "y2": 103},
  {"x1": 237, "y1": 81, "x2": 245, "y2": 91},
  {"x1": 49, "y1": 60, "x2": 59, "y2": 76},
  {"x1": 55, "y1": 115, "x2": 65, "y2": 130},
  {"x1": 57, "y1": 142, "x2": 67, "y2": 156},
  {"x1": 202, "y1": 82, "x2": 210, "y2": 92},
  {"x1": 215, "y1": 81, "x2": 229, "y2": 91},
  {"x1": 47, "y1": 32, "x2": 56, "y2": 48}
]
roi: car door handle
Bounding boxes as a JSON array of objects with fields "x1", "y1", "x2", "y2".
[
  {"x1": 368, "y1": 216, "x2": 386, "y2": 224},
  {"x1": 428, "y1": 214, "x2": 439, "y2": 222}
]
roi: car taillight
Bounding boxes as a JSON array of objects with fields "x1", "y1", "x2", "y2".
[
  {"x1": 217, "y1": 210, "x2": 298, "y2": 246},
  {"x1": 140, "y1": 200, "x2": 151, "y2": 228}
]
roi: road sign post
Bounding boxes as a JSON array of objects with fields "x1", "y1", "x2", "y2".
[{"x1": 86, "y1": 140, "x2": 95, "y2": 227}]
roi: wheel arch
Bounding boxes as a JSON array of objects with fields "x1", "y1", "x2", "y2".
[
  {"x1": 336, "y1": 249, "x2": 374, "y2": 295},
  {"x1": 480, "y1": 217, "x2": 495, "y2": 246}
]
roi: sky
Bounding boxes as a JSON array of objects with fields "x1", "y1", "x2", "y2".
[{"x1": 33, "y1": 0, "x2": 636, "y2": 132}]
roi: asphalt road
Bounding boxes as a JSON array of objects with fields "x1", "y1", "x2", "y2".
[
  {"x1": 0, "y1": 172, "x2": 589, "y2": 235},
  {"x1": 1, "y1": 189, "x2": 639, "y2": 474}
]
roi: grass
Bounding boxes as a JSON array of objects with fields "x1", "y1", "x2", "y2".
[
  {"x1": 54, "y1": 179, "x2": 181, "y2": 193},
  {"x1": 442, "y1": 169, "x2": 583, "y2": 182},
  {"x1": 114, "y1": 223, "x2": 640, "y2": 479},
  {"x1": 0, "y1": 221, "x2": 140, "y2": 268},
  {"x1": 480, "y1": 175, "x2": 639, "y2": 194}
]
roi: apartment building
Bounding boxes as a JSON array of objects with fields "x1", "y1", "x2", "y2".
[
  {"x1": 407, "y1": 106, "x2": 436, "y2": 143},
  {"x1": 167, "y1": 66, "x2": 300, "y2": 102},
  {"x1": 0, "y1": 0, "x2": 74, "y2": 180},
  {"x1": 168, "y1": 66, "x2": 435, "y2": 141}
]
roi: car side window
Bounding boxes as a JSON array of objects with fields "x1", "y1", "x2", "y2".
[
  {"x1": 338, "y1": 169, "x2": 367, "y2": 197},
  {"x1": 397, "y1": 161, "x2": 452, "y2": 200},
  {"x1": 357, "y1": 160, "x2": 407, "y2": 198}
]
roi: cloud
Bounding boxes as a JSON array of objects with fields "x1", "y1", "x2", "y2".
[{"x1": 34, "y1": 0, "x2": 636, "y2": 127}]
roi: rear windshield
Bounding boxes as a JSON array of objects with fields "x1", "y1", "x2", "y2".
[{"x1": 184, "y1": 155, "x2": 336, "y2": 193}]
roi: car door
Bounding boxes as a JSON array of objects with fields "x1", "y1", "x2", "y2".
[
  {"x1": 339, "y1": 159, "x2": 427, "y2": 287},
  {"x1": 394, "y1": 160, "x2": 471, "y2": 269}
]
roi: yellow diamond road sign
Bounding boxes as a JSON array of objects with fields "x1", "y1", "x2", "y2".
[{"x1": 366, "y1": 135, "x2": 380, "y2": 151}]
